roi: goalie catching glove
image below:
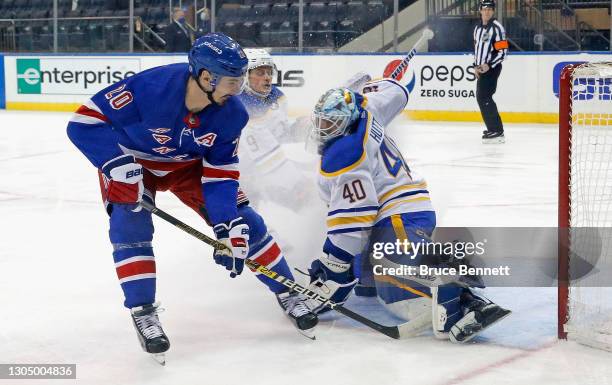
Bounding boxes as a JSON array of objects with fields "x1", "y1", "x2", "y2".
[{"x1": 213, "y1": 218, "x2": 250, "y2": 278}]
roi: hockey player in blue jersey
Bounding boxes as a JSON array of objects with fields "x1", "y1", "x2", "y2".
[
  {"x1": 303, "y1": 71, "x2": 510, "y2": 343},
  {"x1": 236, "y1": 48, "x2": 314, "y2": 211},
  {"x1": 66, "y1": 33, "x2": 317, "y2": 363}
]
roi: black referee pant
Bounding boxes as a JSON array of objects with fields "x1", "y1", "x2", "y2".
[{"x1": 476, "y1": 64, "x2": 503, "y2": 133}]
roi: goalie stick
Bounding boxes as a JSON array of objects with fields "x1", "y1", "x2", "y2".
[
  {"x1": 139, "y1": 200, "x2": 428, "y2": 339},
  {"x1": 387, "y1": 28, "x2": 435, "y2": 81}
]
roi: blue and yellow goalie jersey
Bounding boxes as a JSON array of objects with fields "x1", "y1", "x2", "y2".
[{"x1": 318, "y1": 78, "x2": 433, "y2": 258}]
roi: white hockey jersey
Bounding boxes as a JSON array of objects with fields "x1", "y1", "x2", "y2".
[
  {"x1": 318, "y1": 78, "x2": 433, "y2": 257},
  {"x1": 238, "y1": 87, "x2": 291, "y2": 176},
  {"x1": 237, "y1": 86, "x2": 315, "y2": 209}
]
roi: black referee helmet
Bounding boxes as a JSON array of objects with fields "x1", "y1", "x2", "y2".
[{"x1": 479, "y1": 0, "x2": 495, "y2": 8}]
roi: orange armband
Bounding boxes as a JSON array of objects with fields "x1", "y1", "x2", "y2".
[{"x1": 494, "y1": 40, "x2": 509, "y2": 50}]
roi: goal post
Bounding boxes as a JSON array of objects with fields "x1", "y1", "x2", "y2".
[
  {"x1": 557, "y1": 62, "x2": 612, "y2": 351},
  {"x1": 558, "y1": 63, "x2": 574, "y2": 340}
]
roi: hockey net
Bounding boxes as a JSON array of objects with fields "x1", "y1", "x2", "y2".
[{"x1": 558, "y1": 62, "x2": 612, "y2": 351}]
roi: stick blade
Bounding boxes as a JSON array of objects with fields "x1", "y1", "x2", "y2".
[{"x1": 396, "y1": 311, "x2": 432, "y2": 339}]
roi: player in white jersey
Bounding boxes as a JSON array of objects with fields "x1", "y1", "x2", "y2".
[
  {"x1": 303, "y1": 75, "x2": 510, "y2": 343},
  {"x1": 237, "y1": 49, "x2": 314, "y2": 211}
]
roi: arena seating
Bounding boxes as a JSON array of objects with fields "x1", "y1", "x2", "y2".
[
  {"x1": 0, "y1": 0, "x2": 393, "y2": 51},
  {"x1": 0, "y1": 0, "x2": 608, "y2": 52}
]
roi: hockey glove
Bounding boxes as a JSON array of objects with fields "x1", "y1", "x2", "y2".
[
  {"x1": 305, "y1": 254, "x2": 358, "y2": 313},
  {"x1": 101, "y1": 154, "x2": 144, "y2": 205},
  {"x1": 213, "y1": 217, "x2": 250, "y2": 278}
]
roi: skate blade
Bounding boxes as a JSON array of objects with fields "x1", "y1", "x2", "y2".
[
  {"x1": 151, "y1": 353, "x2": 166, "y2": 366},
  {"x1": 482, "y1": 137, "x2": 505, "y2": 144},
  {"x1": 298, "y1": 327, "x2": 316, "y2": 340},
  {"x1": 454, "y1": 309, "x2": 512, "y2": 344}
]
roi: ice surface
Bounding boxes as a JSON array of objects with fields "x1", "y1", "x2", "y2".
[{"x1": 0, "y1": 110, "x2": 610, "y2": 385}]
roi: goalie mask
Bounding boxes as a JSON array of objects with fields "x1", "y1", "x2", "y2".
[
  {"x1": 309, "y1": 88, "x2": 361, "y2": 149},
  {"x1": 244, "y1": 48, "x2": 277, "y2": 98}
]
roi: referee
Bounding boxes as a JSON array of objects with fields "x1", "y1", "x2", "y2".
[{"x1": 473, "y1": 0, "x2": 508, "y2": 143}]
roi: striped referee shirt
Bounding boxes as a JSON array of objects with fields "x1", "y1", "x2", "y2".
[{"x1": 473, "y1": 18, "x2": 508, "y2": 68}]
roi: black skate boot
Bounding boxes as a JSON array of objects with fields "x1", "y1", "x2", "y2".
[
  {"x1": 482, "y1": 131, "x2": 505, "y2": 144},
  {"x1": 449, "y1": 296, "x2": 511, "y2": 343},
  {"x1": 131, "y1": 302, "x2": 170, "y2": 365},
  {"x1": 276, "y1": 291, "x2": 319, "y2": 340}
]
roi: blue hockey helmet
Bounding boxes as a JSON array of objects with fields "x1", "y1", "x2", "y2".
[
  {"x1": 188, "y1": 33, "x2": 248, "y2": 86},
  {"x1": 310, "y1": 88, "x2": 361, "y2": 144}
]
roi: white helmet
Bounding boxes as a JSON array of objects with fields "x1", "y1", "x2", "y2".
[{"x1": 244, "y1": 48, "x2": 277, "y2": 97}]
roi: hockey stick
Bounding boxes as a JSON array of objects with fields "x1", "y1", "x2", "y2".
[
  {"x1": 139, "y1": 200, "x2": 420, "y2": 339},
  {"x1": 140, "y1": 200, "x2": 228, "y2": 251},
  {"x1": 388, "y1": 28, "x2": 435, "y2": 80}
]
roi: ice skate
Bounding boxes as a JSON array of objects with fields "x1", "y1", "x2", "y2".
[
  {"x1": 482, "y1": 131, "x2": 505, "y2": 143},
  {"x1": 130, "y1": 302, "x2": 170, "y2": 365},
  {"x1": 449, "y1": 299, "x2": 511, "y2": 343},
  {"x1": 276, "y1": 291, "x2": 319, "y2": 340}
]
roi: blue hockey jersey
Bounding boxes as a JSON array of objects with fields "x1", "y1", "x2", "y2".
[{"x1": 67, "y1": 63, "x2": 249, "y2": 225}]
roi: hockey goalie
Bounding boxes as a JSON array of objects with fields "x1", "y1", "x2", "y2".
[{"x1": 301, "y1": 62, "x2": 511, "y2": 343}]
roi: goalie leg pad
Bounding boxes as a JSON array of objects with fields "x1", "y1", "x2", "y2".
[
  {"x1": 431, "y1": 285, "x2": 464, "y2": 339},
  {"x1": 383, "y1": 295, "x2": 432, "y2": 322},
  {"x1": 353, "y1": 253, "x2": 377, "y2": 297},
  {"x1": 370, "y1": 212, "x2": 436, "y2": 311}
]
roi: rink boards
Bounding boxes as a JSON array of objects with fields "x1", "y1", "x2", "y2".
[{"x1": 0, "y1": 51, "x2": 611, "y2": 123}]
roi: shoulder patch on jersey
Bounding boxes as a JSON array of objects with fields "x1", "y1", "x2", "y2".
[{"x1": 320, "y1": 111, "x2": 373, "y2": 177}]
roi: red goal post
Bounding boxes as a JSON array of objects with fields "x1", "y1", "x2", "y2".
[
  {"x1": 557, "y1": 62, "x2": 612, "y2": 351},
  {"x1": 558, "y1": 63, "x2": 574, "y2": 340}
]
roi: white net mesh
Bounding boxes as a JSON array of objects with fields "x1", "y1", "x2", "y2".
[{"x1": 565, "y1": 62, "x2": 612, "y2": 351}]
